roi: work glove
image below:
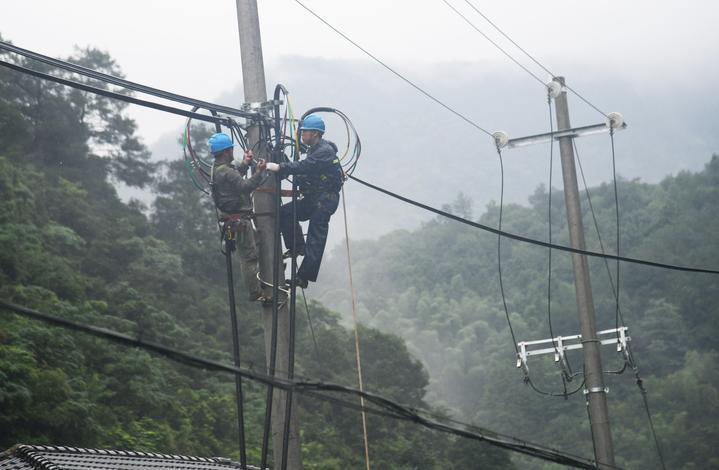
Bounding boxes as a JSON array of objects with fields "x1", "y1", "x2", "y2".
[
  {"x1": 266, "y1": 162, "x2": 280, "y2": 172},
  {"x1": 243, "y1": 150, "x2": 254, "y2": 166}
]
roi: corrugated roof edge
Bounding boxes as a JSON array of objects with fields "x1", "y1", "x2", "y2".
[{"x1": 0, "y1": 445, "x2": 261, "y2": 470}]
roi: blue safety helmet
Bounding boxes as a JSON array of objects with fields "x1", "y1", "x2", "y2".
[
  {"x1": 208, "y1": 133, "x2": 236, "y2": 155},
  {"x1": 299, "y1": 114, "x2": 325, "y2": 134}
]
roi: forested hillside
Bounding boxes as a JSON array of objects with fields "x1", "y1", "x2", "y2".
[
  {"x1": 317, "y1": 155, "x2": 719, "y2": 468},
  {"x1": 0, "y1": 43, "x2": 513, "y2": 467}
]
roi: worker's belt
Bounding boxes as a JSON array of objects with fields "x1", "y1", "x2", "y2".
[{"x1": 218, "y1": 212, "x2": 254, "y2": 242}]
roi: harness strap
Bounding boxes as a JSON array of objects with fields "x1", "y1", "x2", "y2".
[{"x1": 219, "y1": 212, "x2": 255, "y2": 243}]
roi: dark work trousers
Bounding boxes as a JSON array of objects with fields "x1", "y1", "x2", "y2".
[{"x1": 280, "y1": 191, "x2": 340, "y2": 282}]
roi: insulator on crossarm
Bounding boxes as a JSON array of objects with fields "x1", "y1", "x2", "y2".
[
  {"x1": 546, "y1": 79, "x2": 562, "y2": 99},
  {"x1": 492, "y1": 131, "x2": 509, "y2": 149},
  {"x1": 607, "y1": 112, "x2": 624, "y2": 129}
]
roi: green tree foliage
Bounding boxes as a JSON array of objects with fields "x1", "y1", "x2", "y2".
[
  {"x1": 318, "y1": 156, "x2": 719, "y2": 468},
  {"x1": 0, "y1": 41, "x2": 153, "y2": 187},
  {"x1": 0, "y1": 41, "x2": 513, "y2": 468}
]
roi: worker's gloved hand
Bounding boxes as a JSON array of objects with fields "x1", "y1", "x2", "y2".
[
  {"x1": 243, "y1": 150, "x2": 254, "y2": 166},
  {"x1": 256, "y1": 159, "x2": 267, "y2": 172},
  {"x1": 265, "y1": 162, "x2": 280, "y2": 173}
]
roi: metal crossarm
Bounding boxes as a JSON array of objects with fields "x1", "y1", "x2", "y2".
[
  {"x1": 516, "y1": 327, "x2": 630, "y2": 370},
  {"x1": 504, "y1": 121, "x2": 627, "y2": 149}
]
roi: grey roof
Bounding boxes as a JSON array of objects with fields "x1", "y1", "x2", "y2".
[{"x1": 0, "y1": 445, "x2": 260, "y2": 470}]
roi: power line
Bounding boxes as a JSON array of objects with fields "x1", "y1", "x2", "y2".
[
  {"x1": 609, "y1": 129, "x2": 622, "y2": 336},
  {"x1": 462, "y1": 0, "x2": 550, "y2": 76},
  {"x1": 0, "y1": 299, "x2": 606, "y2": 469},
  {"x1": 496, "y1": 143, "x2": 584, "y2": 398},
  {"x1": 0, "y1": 43, "x2": 689, "y2": 466},
  {"x1": 547, "y1": 95, "x2": 559, "y2": 360},
  {"x1": 8, "y1": 39, "x2": 697, "y2": 278},
  {"x1": 439, "y1": 0, "x2": 545, "y2": 86},
  {"x1": 347, "y1": 174, "x2": 719, "y2": 275},
  {"x1": 0, "y1": 27, "x2": 663, "y2": 469},
  {"x1": 0, "y1": 59, "x2": 233, "y2": 126},
  {"x1": 0, "y1": 40, "x2": 257, "y2": 119},
  {"x1": 494, "y1": 146, "x2": 518, "y2": 351},
  {"x1": 572, "y1": 140, "x2": 624, "y2": 323},
  {"x1": 293, "y1": 0, "x2": 493, "y2": 137},
  {"x1": 626, "y1": 351, "x2": 667, "y2": 470},
  {"x1": 572, "y1": 138, "x2": 666, "y2": 469},
  {"x1": 456, "y1": 0, "x2": 610, "y2": 118}
]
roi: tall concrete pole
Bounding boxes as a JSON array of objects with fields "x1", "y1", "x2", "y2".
[
  {"x1": 235, "y1": 1, "x2": 303, "y2": 468},
  {"x1": 553, "y1": 76, "x2": 615, "y2": 468}
]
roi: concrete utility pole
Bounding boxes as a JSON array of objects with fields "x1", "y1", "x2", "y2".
[
  {"x1": 553, "y1": 76, "x2": 615, "y2": 468},
  {"x1": 235, "y1": 1, "x2": 303, "y2": 468}
]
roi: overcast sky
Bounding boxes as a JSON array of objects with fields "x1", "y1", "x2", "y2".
[{"x1": 2, "y1": 0, "x2": 718, "y2": 146}]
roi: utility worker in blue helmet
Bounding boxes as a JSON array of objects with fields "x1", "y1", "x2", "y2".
[
  {"x1": 209, "y1": 132, "x2": 268, "y2": 301},
  {"x1": 266, "y1": 114, "x2": 344, "y2": 288}
]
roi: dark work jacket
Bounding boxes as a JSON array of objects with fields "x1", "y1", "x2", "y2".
[
  {"x1": 211, "y1": 162, "x2": 263, "y2": 214},
  {"x1": 279, "y1": 139, "x2": 343, "y2": 195}
]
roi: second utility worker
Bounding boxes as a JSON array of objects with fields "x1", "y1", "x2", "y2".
[
  {"x1": 266, "y1": 114, "x2": 344, "y2": 289},
  {"x1": 209, "y1": 132, "x2": 267, "y2": 301}
]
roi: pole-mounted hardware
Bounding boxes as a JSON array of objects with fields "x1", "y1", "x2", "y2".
[
  {"x1": 492, "y1": 113, "x2": 626, "y2": 150},
  {"x1": 493, "y1": 78, "x2": 626, "y2": 150},
  {"x1": 492, "y1": 131, "x2": 509, "y2": 149},
  {"x1": 501, "y1": 76, "x2": 621, "y2": 467},
  {"x1": 516, "y1": 326, "x2": 631, "y2": 374},
  {"x1": 546, "y1": 79, "x2": 562, "y2": 99},
  {"x1": 241, "y1": 99, "x2": 284, "y2": 115}
]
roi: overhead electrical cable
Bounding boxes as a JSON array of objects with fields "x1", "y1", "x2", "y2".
[
  {"x1": 547, "y1": 94, "x2": 558, "y2": 357},
  {"x1": 347, "y1": 174, "x2": 719, "y2": 275},
  {"x1": 439, "y1": 0, "x2": 545, "y2": 85},
  {"x1": 456, "y1": 0, "x2": 610, "y2": 118},
  {"x1": 2, "y1": 32, "x2": 616, "y2": 467},
  {"x1": 579, "y1": 146, "x2": 666, "y2": 469},
  {"x1": 494, "y1": 146, "x2": 518, "y2": 351},
  {"x1": 609, "y1": 128, "x2": 622, "y2": 337},
  {"x1": 574, "y1": 135, "x2": 666, "y2": 469},
  {"x1": 0, "y1": 40, "x2": 258, "y2": 119},
  {"x1": 273, "y1": 84, "x2": 299, "y2": 470},
  {"x1": 626, "y1": 351, "x2": 667, "y2": 470},
  {"x1": 571, "y1": 141, "x2": 631, "y2": 377},
  {"x1": 0, "y1": 41, "x2": 688, "y2": 467},
  {"x1": 0, "y1": 59, "x2": 233, "y2": 126},
  {"x1": 495, "y1": 144, "x2": 584, "y2": 398},
  {"x1": 293, "y1": 0, "x2": 493, "y2": 137},
  {"x1": 262, "y1": 89, "x2": 281, "y2": 470},
  {"x1": 572, "y1": 140, "x2": 623, "y2": 319},
  {"x1": 0, "y1": 299, "x2": 609, "y2": 469}
]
